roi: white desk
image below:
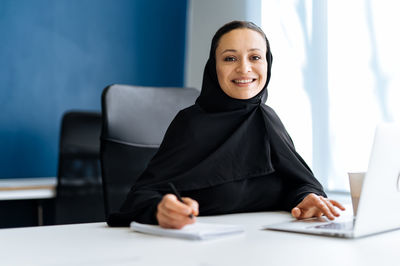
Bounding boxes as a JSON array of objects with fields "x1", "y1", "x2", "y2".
[
  {"x1": 1, "y1": 211, "x2": 399, "y2": 266},
  {"x1": 0, "y1": 177, "x2": 56, "y2": 200}
]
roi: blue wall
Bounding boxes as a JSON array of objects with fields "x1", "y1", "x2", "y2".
[{"x1": 0, "y1": 0, "x2": 188, "y2": 178}]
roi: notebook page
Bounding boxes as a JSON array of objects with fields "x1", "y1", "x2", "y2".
[{"x1": 130, "y1": 222, "x2": 244, "y2": 240}]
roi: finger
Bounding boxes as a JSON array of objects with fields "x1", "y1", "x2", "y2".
[
  {"x1": 157, "y1": 198, "x2": 193, "y2": 229},
  {"x1": 296, "y1": 193, "x2": 320, "y2": 210},
  {"x1": 163, "y1": 194, "x2": 192, "y2": 216},
  {"x1": 158, "y1": 205, "x2": 196, "y2": 228},
  {"x1": 298, "y1": 207, "x2": 320, "y2": 219},
  {"x1": 293, "y1": 205, "x2": 320, "y2": 219},
  {"x1": 156, "y1": 207, "x2": 174, "y2": 229},
  {"x1": 158, "y1": 211, "x2": 193, "y2": 229},
  {"x1": 302, "y1": 193, "x2": 320, "y2": 206},
  {"x1": 158, "y1": 198, "x2": 188, "y2": 222},
  {"x1": 329, "y1": 199, "x2": 346, "y2": 211},
  {"x1": 305, "y1": 194, "x2": 334, "y2": 219},
  {"x1": 320, "y1": 197, "x2": 340, "y2": 217},
  {"x1": 300, "y1": 194, "x2": 323, "y2": 217},
  {"x1": 292, "y1": 195, "x2": 315, "y2": 219},
  {"x1": 316, "y1": 211, "x2": 323, "y2": 217},
  {"x1": 182, "y1": 197, "x2": 199, "y2": 216},
  {"x1": 157, "y1": 211, "x2": 173, "y2": 229},
  {"x1": 315, "y1": 197, "x2": 335, "y2": 220},
  {"x1": 291, "y1": 207, "x2": 301, "y2": 219},
  {"x1": 159, "y1": 204, "x2": 188, "y2": 221},
  {"x1": 165, "y1": 212, "x2": 196, "y2": 228}
]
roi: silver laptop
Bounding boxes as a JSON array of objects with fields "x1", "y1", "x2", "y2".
[{"x1": 266, "y1": 123, "x2": 400, "y2": 238}]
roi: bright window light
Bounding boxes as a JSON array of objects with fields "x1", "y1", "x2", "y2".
[{"x1": 262, "y1": 0, "x2": 400, "y2": 191}]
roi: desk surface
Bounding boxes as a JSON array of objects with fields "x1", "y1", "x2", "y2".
[
  {"x1": 0, "y1": 177, "x2": 56, "y2": 200},
  {"x1": 1, "y1": 210, "x2": 399, "y2": 266}
]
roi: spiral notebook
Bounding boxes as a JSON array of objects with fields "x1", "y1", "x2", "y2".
[{"x1": 130, "y1": 221, "x2": 245, "y2": 240}]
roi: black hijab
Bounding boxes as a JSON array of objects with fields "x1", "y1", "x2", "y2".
[{"x1": 134, "y1": 21, "x2": 324, "y2": 195}]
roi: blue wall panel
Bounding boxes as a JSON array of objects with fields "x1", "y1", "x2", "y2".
[{"x1": 0, "y1": 0, "x2": 187, "y2": 178}]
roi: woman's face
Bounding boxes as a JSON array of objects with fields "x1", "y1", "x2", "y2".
[{"x1": 215, "y1": 28, "x2": 268, "y2": 100}]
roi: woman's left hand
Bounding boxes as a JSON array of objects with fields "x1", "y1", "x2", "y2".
[{"x1": 291, "y1": 193, "x2": 346, "y2": 220}]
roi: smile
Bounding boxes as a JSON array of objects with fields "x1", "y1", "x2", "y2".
[{"x1": 232, "y1": 79, "x2": 256, "y2": 84}]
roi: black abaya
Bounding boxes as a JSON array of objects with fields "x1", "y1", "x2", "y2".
[{"x1": 107, "y1": 28, "x2": 326, "y2": 227}]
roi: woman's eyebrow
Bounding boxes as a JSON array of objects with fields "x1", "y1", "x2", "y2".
[
  {"x1": 221, "y1": 49, "x2": 237, "y2": 54},
  {"x1": 248, "y1": 48, "x2": 262, "y2": 52},
  {"x1": 221, "y1": 48, "x2": 263, "y2": 55}
]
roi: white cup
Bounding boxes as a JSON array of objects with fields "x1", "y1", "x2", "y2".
[{"x1": 348, "y1": 172, "x2": 366, "y2": 216}]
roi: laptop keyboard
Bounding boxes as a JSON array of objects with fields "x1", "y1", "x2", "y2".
[{"x1": 311, "y1": 220, "x2": 355, "y2": 231}]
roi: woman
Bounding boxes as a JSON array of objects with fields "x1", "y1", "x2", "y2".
[{"x1": 107, "y1": 21, "x2": 345, "y2": 229}]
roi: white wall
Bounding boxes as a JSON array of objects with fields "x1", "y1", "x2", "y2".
[{"x1": 185, "y1": 0, "x2": 262, "y2": 90}]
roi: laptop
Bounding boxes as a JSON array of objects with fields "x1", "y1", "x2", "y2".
[{"x1": 266, "y1": 123, "x2": 400, "y2": 238}]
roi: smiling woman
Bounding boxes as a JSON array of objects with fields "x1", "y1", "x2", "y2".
[
  {"x1": 107, "y1": 21, "x2": 345, "y2": 229},
  {"x1": 215, "y1": 29, "x2": 268, "y2": 99}
]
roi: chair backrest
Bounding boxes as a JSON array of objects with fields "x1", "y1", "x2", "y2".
[
  {"x1": 56, "y1": 111, "x2": 105, "y2": 224},
  {"x1": 100, "y1": 84, "x2": 199, "y2": 216},
  {"x1": 58, "y1": 111, "x2": 102, "y2": 184}
]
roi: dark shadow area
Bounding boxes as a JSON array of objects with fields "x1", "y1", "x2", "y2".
[
  {"x1": 55, "y1": 111, "x2": 105, "y2": 224},
  {"x1": 0, "y1": 199, "x2": 54, "y2": 228}
]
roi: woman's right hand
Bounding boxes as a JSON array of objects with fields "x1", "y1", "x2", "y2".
[{"x1": 156, "y1": 194, "x2": 199, "y2": 229}]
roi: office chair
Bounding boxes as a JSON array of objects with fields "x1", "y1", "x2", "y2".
[
  {"x1": 55, "y1": 111, "x2": 105, "y2": 224},
  {"x1": 100, "y1": 84, "x2": 199, "y2": 217}
]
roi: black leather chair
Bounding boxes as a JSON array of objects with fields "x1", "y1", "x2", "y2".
[
  {"x1": 55, "y1": 111, "x2": 105, "y2": 224},
  {"x1": 100, "y1": 84, "x2": 199, "y2": 217}
]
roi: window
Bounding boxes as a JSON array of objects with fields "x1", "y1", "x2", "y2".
[{"x1": 262, "y1": 0, "x2": 400, "y2": 191}]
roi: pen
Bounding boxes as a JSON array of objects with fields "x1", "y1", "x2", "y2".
[{"x1": 168, "y1": 182, "x2": 194, "y2": 219}]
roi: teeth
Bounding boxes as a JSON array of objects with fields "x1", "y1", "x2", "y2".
[{"x1": 234, "y1": 79, "x2": 253, "y2": 84}]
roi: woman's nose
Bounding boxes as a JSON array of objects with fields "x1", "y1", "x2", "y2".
[{"x1": 236, "y1": 60, "x2": 251, "y2": 73}]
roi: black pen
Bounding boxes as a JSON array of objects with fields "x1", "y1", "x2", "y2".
[{"x1": 168, "y1": 182, "x2": 194, "y2": 219}]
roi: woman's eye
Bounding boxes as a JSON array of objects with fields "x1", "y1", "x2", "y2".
[
  {"x1": 251, "y1": 55, "x2": 262, "y2": 61},
  {"x1": 224, "y1": 56, "x2": 236, "y2": 62}
]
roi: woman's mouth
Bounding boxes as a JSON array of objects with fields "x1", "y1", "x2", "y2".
[{"x1": 232, "y1": 78, "x2": 256, "y2": 85}]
